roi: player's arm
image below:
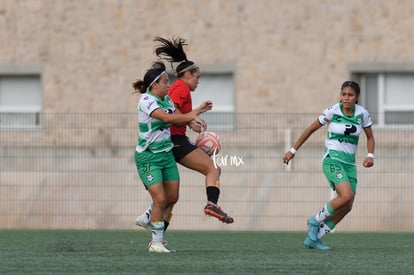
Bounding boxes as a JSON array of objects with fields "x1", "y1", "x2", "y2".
[
  {"x1": 151, "y1": 108, "x2": 206, "y2": 129},
  {"x1": 172, "y1": 102, "x2": 210, "y2": 131},
  {"x1": 362, "y1": 126, "x2": 375, "y2": 168},
  {"x1": 283, "y1": 119, "x2": 322, "y2": 164},
  {"x1": 191, "y1": 101, "x2": 212, "y2": 132}
]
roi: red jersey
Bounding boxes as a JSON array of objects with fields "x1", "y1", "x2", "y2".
[{"x1": 168, "y1": 79, "x2": 192, "y2": 135}]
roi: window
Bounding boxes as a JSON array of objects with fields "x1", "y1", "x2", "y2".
[
  {"x1": 0, "y1": 64, "x2": 43, "y2": 128},
  {"x1": 350, "y1": 63, "x2": 414, "y2": 126},
  {"x1": 169, "y1": 64, "x2": 235, "y2": 130}
]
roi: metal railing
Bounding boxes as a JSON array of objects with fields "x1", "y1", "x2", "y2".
[{"x1": 0, "y1": 112, "x2": 412, "y2": 232}]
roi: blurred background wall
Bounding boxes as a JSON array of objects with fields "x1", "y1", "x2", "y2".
[{"x1": 1, "y1": 0, "x2": 413, "y2": 231}]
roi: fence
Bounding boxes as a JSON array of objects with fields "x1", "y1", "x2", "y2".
[{"x1": 0, "y1": 113, "x2": 413, "y2": 232}]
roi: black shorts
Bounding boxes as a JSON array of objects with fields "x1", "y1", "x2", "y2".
[{"x1": 171, "y1": 135, "x2": 198, "y2": 162}]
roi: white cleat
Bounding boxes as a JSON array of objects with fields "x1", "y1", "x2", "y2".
[
  {"x1": 148, "y1": 241, "x2": 175, "y2": 253},
  {"x1": 135, "y1": 215, "x2": 151, "y2": 230},
  {"x1": 146, "y1": 240, "x2": 171, "y2": 250}
]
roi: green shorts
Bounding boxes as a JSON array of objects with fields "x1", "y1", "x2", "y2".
[
  {"x1": 135, "y1": 150, "x2": 180, "y2": 189},
  {"x1": 322, "y1": 155, "x2": 357, "y2": 192}
]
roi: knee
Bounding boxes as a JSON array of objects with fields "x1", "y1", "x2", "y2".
[
  {"x1": 337, "y1": 193, "x2": 354, "y2": 207},
  {"x1": 153, "y1": 199, "x2": 167, "y2": 210},
  {"x1": 345, "y1": 199, "x2": 354, "y2": 212},
  {"x1": 169, "y1": 194, "x2": 179, "y2": 205},
  {"x1": 204, "y1": 162, "x2": 221, "y2": 177},
  {"x1": 341, "y1": 194, "x2": 355, "y2": 210}
]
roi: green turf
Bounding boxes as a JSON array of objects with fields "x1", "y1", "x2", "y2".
[{"x1": 0, "y1": 230, "x2": 413, "y2": 274}]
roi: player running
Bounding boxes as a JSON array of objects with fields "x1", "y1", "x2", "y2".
[{"x1": 283, "y1": 81, "x2": 375, "y2": 250}]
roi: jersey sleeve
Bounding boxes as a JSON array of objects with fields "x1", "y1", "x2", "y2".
[
  {"x1": 139, "y1": 94, "x2": 160, "y2": 116},
  {"x1": 362, "y1": 110, "x2": 374, "y2": 128},
  {"x1": 318, "y1": 104, "x2": 336, "y2": 126}
]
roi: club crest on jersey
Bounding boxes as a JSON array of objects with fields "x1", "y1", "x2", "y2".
[
  {"x1": 356, "y1": 115, "x2": 362, "y2": 124},
  {"x1": 336, "y1": 172, "x2": 343, "y2": 179},
  {"x1": 146, "y1": 172, "x2": 154, "y2": 182}
]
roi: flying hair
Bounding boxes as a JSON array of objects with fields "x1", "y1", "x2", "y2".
[{"x1": 154, "y1": 36, "x2": 188, "y2": 63}]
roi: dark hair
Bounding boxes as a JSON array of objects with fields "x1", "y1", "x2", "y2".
[
  {"x1": 153, "y1": 36, "x2": 198, "y2": 78},
  {"x1": 132, "y1": 61, "x2": 166, "y2": 94},
  {"x1": 341, "y1": 81, "x2": 360, "y2": 96},
  {"x1": 341, "y1": 81, "x2": 360, "y2": 104}
]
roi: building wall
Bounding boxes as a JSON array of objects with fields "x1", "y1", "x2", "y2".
[{"x1": 2, "y1": 0, "x2": 414, "y2": 114}]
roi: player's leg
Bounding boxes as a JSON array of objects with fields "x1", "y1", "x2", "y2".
[
  {"x1": 146, "y1": 153, "x2": 180, "y2": 252},
  {"x1": 172, "y1": 135, "x2": 233, "y2": 224},
  {"x1": 137, "y1": 153, "x2": 180, "y2": 232},
  {"x1": 134, "y1": 151, "x2": 156, "y2": 230},
  {"x1": 136, "y1": 203, "x2": 173, "y2": 231},
  {"x1": 306, "y1": 160, "x2": 356, "y2": 249},
  {"x1": 307, "y1": 181, "x2": 353, "y2": 243},
  {"x1": 313, "y1": 177, "x2": 356, "y2": 250},
  {"x1": 135, "y1": 203, "x2": 152, "y2": 230},
  {"x1": 161, "y1": 157, "x2": 180, "y2": 232},
  {"x1": 179, "y1": 148, "x2": 233, "y2": 223},
  {"x1": 318, "y1": 162, "x2": 356, "y2": 227},
  {"x1": 135, "y1": 151, "x2": 173, "y2": 253},
  {"x1": 306, "y1": 158, "x2": 352, "y2": 242},
  {"x1": 179, "y1": 147, "x2": 220, "y2": 198},
  {"x1": 146, "y1": 183, "x2": 172, "y2": 253},
  {"x1": 327, "y1": 195, "x2": 355, "y2": 225}
]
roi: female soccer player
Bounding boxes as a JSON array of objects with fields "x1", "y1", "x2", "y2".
[
  {"x1": 132, "y1": 61, "x2": 211, "y2": 253},
  {"x1": 136, "y1": 37, "x2": 234, "y2": 232},
  {"x1": 283, "y1": 81, "x2": 375, "y2": 250}
]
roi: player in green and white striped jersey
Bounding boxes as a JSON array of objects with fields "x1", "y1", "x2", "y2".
[
  {"x1": 136, "y1": 89, "x2": 175, "y2": 154},
  {"x1": 132, "y1": 61, "x2": 212, "y2": 253},
  {"x1": 283, "y1": 81, "x2": 375, "y2": 250}
]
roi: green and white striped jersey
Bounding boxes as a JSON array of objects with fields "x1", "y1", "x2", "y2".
[
  {"x1": 318, "y1": 102, "x2": 373, "y2": 165},
  {"x1": 136, "y1": 92, "x2": 175, "y2": 153}
]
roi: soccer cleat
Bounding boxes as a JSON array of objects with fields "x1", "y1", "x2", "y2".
[
  {"x1": 147, "y1": 240, "x2": 176, "y2": 253},
  {"x1": 146, "y1": 240, "x2": 169, "y2": 250},
  {"x1": 135, "y1": 215, "x2": 151, "y2": 230},
  {"x1": 306, "y1": 216, "x2": 319, "y2": 242},
  {"x1": 303, "y1": 236, "x2": 316, "y2": 249},
  {"x1": 314, "y1": 239, "x2": 330, "y2": 250},
  {"x1": 303, "y1": 236, "x2": 330, "y2": 251},
  {"x1": 204, "y1": 204, "x2": 234, "y2": 224}
]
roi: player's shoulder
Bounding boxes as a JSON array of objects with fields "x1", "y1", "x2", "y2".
[
  {"x1": 354, "y1": 104, "x2": 369, "y2": 114},
  {"x1": 169, "y1": 79, "x2": 189, "y2": 94},
  {"x1": 140, "y1": 92, "x2": 154, "y2": 101},
  {"x1": 139, "y1": 92, "x2": 158, "y2": 110},
  {"x1": 323, "y1": 102, "x2": 341, "y2": 114}
]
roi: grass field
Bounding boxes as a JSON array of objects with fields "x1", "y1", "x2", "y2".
[{"x1": 0, "y1": 230, "x2": 413, "y2": 274}]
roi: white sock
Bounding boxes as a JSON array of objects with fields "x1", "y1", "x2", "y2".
[
  {"x1": 141, "y1": 205, "x2": 152, "y2": 224},
  {"x1": 315, "y1": 204, "x2": 331, "y2": 223},
  {"x1": 317, "y1": 222, "x2": 331, "y2": 239},
  {"x1": 151, "y1": 221, "x2": 164, "y2": 243}
]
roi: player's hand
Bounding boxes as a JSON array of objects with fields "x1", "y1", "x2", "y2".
[
  {"x1": 195, "y1": 100, "x2": 213, "y2": 114},
  {"x1": 363, "y1": 157, "x2": 374, "y2": 168},
  {"x1": 188, "y1": 120, "x2": 205, "y2": 133},
  {"x1": 193, "y1": 116, "x2": 206, "y2": 131},
  {"x1": 283, "y1": 152, "x2": 295, "y2": 165}
]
